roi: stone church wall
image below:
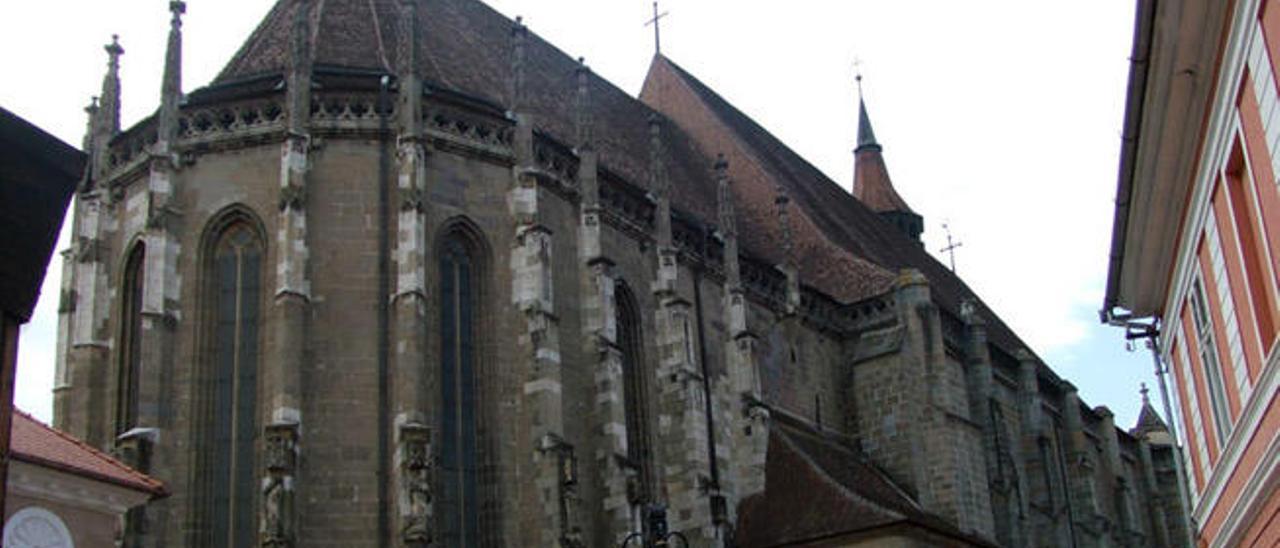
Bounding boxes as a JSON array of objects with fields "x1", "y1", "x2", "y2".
[{"x1": 53, "y1": 70, "x2": 1189, "y2": 547}]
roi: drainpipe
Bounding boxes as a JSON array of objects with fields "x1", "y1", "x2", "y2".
[
  {"x1": 376, "y1": 74, "x2": 393, "y2": 548},
  {"x1": 692, "y1": 260, "x2": 724, "y2": 544},
  {"x1": 1131, "y1": 324, "x2": 1196, "y2": 548}
]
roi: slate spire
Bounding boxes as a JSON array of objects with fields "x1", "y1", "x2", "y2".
[
  {"x1": 851, "y1": 77, "x2": 924, "y2": 243},
  {"x1": 856, "y1": 94, "x2": 879, "y2": 152}
]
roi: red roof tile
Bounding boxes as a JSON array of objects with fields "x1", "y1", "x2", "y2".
[
  {"x1": 9, "y1": 410, "x2": 166, "y2": 496},
  {"x1": 641, "y1": 55, "x2": 1043, "y2": 359},
  {"x1": 735, "y1": 417, "x2": 995, "y2": 547}
]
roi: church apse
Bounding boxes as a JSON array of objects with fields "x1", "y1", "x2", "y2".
[{"x1": 50, "y1": 1, "x2": 1187, "y2": 547}]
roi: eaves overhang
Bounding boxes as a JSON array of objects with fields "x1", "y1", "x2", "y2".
[{"x1": 1105, "y1": 0, "x2": 1233, "y2": 318}]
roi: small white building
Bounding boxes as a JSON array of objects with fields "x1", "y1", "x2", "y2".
[{"x1": 4, "y1": 411, "x2": 164, "y2": 547}]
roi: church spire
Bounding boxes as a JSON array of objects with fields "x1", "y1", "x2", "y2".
[
  {"x1": 851, "y1": 75, "x2": 924, "y2": 244},
  {"x1": 855, "y1": 72, "x2": 879, "y2": 153},
  {"x1": 856, "y1": 96, "x2": 879, "y2": 152}
]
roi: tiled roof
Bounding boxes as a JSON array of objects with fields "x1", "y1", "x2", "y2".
[
  {"x1": 735, "y1": 417, "x2": 992, "y2": 547},
  {"x1": 641, "y1": 55, "x2": 1037, "y2": 356},
  {"x1": 214, "y1": 0, "x2": 721, "y2": 222},
  {"x1": 206, "y1": 0, "x2": 1043, "y2": 351},
  {"x1": 9, "y1": 410, "x2": 166, "y2": 496}
]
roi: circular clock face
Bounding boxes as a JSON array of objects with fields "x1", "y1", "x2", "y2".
[{"x1": 3, "y1": 507, "x2": 74, "y2": 548}]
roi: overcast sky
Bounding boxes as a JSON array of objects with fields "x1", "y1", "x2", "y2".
[{"x1": 1, "y1": 1, "x2": 1157, "y2": 429}]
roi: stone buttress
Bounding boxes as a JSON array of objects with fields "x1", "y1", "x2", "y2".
[
  {"x1": 506, "y1": 18, "x2": 579, "y2": 548},
  {"x1": 647, "y1": 116, "x2": 715, "y2": 543},
  {"x1": 716, "y1": 154, "x2": 768, "y2": 522},
  {"x1": 391, "y1": 1, "x2": 434, "y2": 545},
  {"x1": 262, "y1": 1, "x2": 313, "y2": 544},
  {"x1": 62, "y1": 35, "x2": 126, "y2": 450}
]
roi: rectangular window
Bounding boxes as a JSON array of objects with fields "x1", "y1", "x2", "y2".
[
  {"x1": 1226, "y1": 140, "x2": 1280, "y2": 358},
  {"x1": 1189, "y1": 279, "x2": 1233, "y2": 445}
]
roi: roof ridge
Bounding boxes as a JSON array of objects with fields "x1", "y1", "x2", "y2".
[
  {"x1": 11, "y1": 409, "x2": 165, "y2": 494},
  {"x1": 649, "y1": 56, "x2": 1050, "y2": 363},
  {"x1": 650, "y1": 56, "x2": 897, "y2": 294}
]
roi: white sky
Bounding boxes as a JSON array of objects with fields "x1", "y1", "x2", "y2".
[{"x1": 1, "y1": 1, "x2": 1158, "y2": 428}]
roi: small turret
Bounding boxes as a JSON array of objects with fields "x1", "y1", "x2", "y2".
[
  {"x1": 1131, "y1": 383, "x2": 1172, "y2": 444},
  {"x1": 852, "y1": 75, "x2": 923, "y2": 244}
]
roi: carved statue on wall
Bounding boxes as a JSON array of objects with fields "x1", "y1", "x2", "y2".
[
  {"x1": 261, "y1": 423, "x2": 297, "y2": 548},
  {"x1": 399, "y1": 423, "x2": 433, "y2": 545}
]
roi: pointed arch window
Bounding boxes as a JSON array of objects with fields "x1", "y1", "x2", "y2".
[
  {"x1": 116, "y1": 243, "x2": 145, "y2": 437},
  {"x1": 439, "y1": 235, "x2": 481, "y2": 546},
  {"x1": 616, "y1": 282, "x2": 655, "y2": 502},
  {"x1": 204, "y1": 221, "x2": 263, "y2": 548}
]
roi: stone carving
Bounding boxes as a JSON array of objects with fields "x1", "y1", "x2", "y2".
[
  {"x1": 261, "y1": 423, "x2": 297, "y2": 548},
  {"x1": 555, "y1": 442, "x2": 585, "y2": 548},
  {"x1": 278, "y1": 183, "x2": 306, "y2": 212},
  {"x1": 400, "y1": 186, "x2": 425, "y2": 213},
  {"x1": 399, "y1": 423, "x2": 433, "y2": 545}
]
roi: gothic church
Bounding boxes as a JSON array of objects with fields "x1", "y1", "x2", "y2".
[{"x1": 54, "y1": 0, "x2": 1187, "y2": 546}]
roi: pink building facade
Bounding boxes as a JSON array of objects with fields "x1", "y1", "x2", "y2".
[{"x1": 1107, "y1": 1, "x2": 1280, "y2": 546}]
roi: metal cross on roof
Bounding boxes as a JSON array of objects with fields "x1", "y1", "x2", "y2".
[
  {"x1": 645, "y1": 1, "x2": 669, "y2": 55},
  {"x1": 941, "y1": 222, "x2": 963, "y2": 273}
]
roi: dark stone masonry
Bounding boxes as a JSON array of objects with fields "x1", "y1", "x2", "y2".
[{"x1": 54, "y1": 1, "x2": 1188, "y2": 546}]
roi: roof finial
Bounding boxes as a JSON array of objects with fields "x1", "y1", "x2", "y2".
[
  {"x1": 1140, "y1": 383, "x2": 1150, "y2": 405},
  {"x1": 575, "y1": 57, "x2": 593, "y2": 149},
  {"x1": 941, "y1": 222, "x2": 963, "y2": 273},
  {"x1": 854, "y1": 62, "x2": 879, "y2": 153},
  {"x1": 854, "y1": 57, "x2": 864, "y2": 97},
  {"x1": 93, "y1": 33, "x2": 124, "y2": 179},
  {"x1": 509, "y1": 16, "x2": 529, "y2": 114},
  {"x1": 644, "y1": 1, "x2": 669, "y2": 56},
  {"x1": 158, "y1": 1, "x2": 186, "y2": 152}
]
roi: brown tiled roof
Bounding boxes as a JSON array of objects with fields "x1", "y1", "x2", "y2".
[
  {"x1": 735, "y1": 418, "x2": 991, "y2": 547},
  {"x1": 855, "y1": 149, "x2": 914, "y2": 214},
  {"x1": 209, "y1": 0, "x2": 898, "y2": 300},
  {"x1": 215, "y1": 0, "x2": 720, "y2": 221},
  {"x1": 9, "y1": 410, "x2": 166, "y2": 496},
  {"x1": 208, "y1": 0, "x2": 1044, "y2": 352},
  {"x1": 641, "y1": 55, "x2": 1036, "y2": 355}
]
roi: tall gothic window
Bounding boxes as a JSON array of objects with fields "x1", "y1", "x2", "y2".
[
  {"x1": 616, "y1": 282, "x2": 655, "y2": 502},
  {"x1": 439, "y1": 234, "x2": 480, "y2": 546},
  {"x1": 205, "y1": 221, "x2": 262, "y2": 548},
  {"x1": 116, "y1": 243, "x2": 145, "y2": 436}
]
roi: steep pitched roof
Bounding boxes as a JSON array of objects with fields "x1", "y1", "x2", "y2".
[
  {"x1": 853, "y1": 97, "x2": 915, "y2": 214},
  {"x1": 735, "y1": 418, "x2": 993, "y2": 547},
  {"x1": 212, "y1": 0, "x2": 720, "y2": 222},
  {"x1": 10, "y1": 410, "x2": 167, "y2": 496},
  {"x1": 205, "y1": 0, "x2": 900, "y2": 301},
  {"x1": 640, "y1": 55, "x2": 1033, "y2": 354}
]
